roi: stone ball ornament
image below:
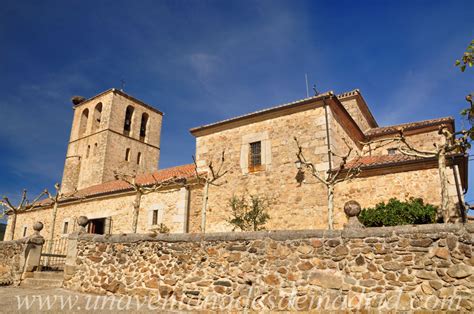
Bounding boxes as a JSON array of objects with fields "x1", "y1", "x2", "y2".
[
  {"x1": 33, "y1": 221, "x2": 44, "y2": 232},
  {"x1": 78, "y1": 216, "x2": 89, "y2": 228},
  {"x1": 344, "y1": 200, "x2": 361, "y2": 217}
]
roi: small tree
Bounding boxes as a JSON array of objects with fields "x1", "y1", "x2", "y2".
[
  {"x1": 114, "y1": 170, "x2": 187, "y2": 233},
  {"x1": 294, "y1": 137, "x2": 361, "y2": 230},
  {"x1": 192, "y1": 150, "x2": 228, "y2": 233},
  {"x1": 227, "y1": 194, "x2": 270, "y2": 231},
  {"x1": 1, "y1": 189, "x2": 48, "y2": 240}
]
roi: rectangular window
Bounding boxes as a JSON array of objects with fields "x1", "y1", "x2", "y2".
[
  {"x1": 152, "y1": 210, "x2": 159, "y2": 225},
  {"x1": 22, "y1": 226, "x2": 27, "y2": 237},
  {"x1": 249, "y1": 141, "x2": 262, "y2": 172},
  {"x1": 63, "y1": 221, "x2": 69, "y2": 234},
  {"x1": 387, "y1": 148, "x2": 397, "y2": 155},
  {"x1": 88, "y1": 218, "x2": 106, "y2": 235}
]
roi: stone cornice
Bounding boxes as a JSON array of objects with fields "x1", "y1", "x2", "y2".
[{"x1": 73, "y1": 223, "x2": 474, "y2": 243}]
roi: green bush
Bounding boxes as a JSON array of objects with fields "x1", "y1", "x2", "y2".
[{"x1": 358, "y1": 198, "x2": 438, "y2": 227}]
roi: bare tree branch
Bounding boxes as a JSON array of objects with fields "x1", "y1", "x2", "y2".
[{"x1": 294, "y1": 136, "x2": 361, "y2": 229}]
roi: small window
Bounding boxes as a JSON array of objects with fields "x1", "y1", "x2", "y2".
[
  {"x1": 63, "y1": 221, "x2": 69, "y2": 234},
  {"x1": 94, "y1": 143, "x2": 98, "y2": 155},
  {"x1": 22, "y1": 226, "x2": 27, "y2": 237},
  {"x1": 86, "y1": 145, "x2": 90, "y2": 158},
  {"x1": 152, "y1": 210, "x2": 159, "y2": 225},
  {"x1": 125, "y1": 148, "x2": 131, "y2": 161},
  {"x1": 249, "y1": 141, "x2": 262, "y2": 172},
  {"x1": 137, "y1": 152, "x2": 142, "y2": 165},
  {"x1": 387, "y1": 148, "x2": 397, "y2": 155}
]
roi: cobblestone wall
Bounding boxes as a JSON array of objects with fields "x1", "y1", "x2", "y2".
[
  {"x1": 0, "y1": 240, "x2": 26, "y2": 286},
  {"x1": 64, "y1": 223, "x2": 473, "y2": 311}
]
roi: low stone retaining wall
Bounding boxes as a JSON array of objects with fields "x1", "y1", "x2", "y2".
[
  {"x1": 0, "y1": 240, "x2": 27, "y2": 286},
  {"x1": 64, "y1": 224, "x2": 474, "y2": 311}
]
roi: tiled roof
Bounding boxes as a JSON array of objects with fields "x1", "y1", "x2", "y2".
[
  {"x1": 365, "y1": 117, "x2": 454, "y2": 137},
  {"x1": 190, "y1": 92, "x2": 334, "y2": 134},
  {"x1": 345, "y1": 154, "x2": 425, "y2": 169},
  {"x1": 336, "y1": 89, "x2": 360, "y2": 99},
  {"x1": 36, "y1": 164, "x2": 196, "y2": 207}
]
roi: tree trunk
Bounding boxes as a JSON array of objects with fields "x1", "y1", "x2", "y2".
[
  {"x1": 438, "y1": 151, "x2": 450, "y2": 223},
  {"x1": 48, "y1": 201, "x2": 59, "y2": 247},
  {"x1": 132, "y1": 191, "x2": 142, "y2": 233},
  {"x1": 327, "y1": 185, "x2": 334, "y2": 230},
  {"x1": 10, "y1": 212, "x2": 17, "y2": 240},
  {"x1": 46, "y1": 200, "x2": 59, "y2": 266},
  {"x1": 201, "y1": 181, "x2": 209, "y2": 233}
]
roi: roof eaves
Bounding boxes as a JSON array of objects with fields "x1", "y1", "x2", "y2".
[
  {"x1": 337, "y1": 89, "x2": 378, "y2": 128},
  {"x1": 365, "y1": 117, "x2": 454, "y2": 138},
  {"x1": 73, "y1": 88, "x2": 164, "y2": 116},
  {"x1": 189, "y1": 92, "x2": 334, "y2": 136}
]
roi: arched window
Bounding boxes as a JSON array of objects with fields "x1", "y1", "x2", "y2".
[
  {"x1": 123, "y1": 106, "x2": 134, "y2": 136},
  {"x1": 94, "y1": 143, "x2": 98, "y2": 155},
  {"x1": 78, "y1": 109, "x2": 89, "y2": 137},
  {"x1": 137, "y1": 152, "x2": 142, "y2": 165},
  {"x1": 86, "y1": 145, "x2": 90, "y2": 158},
  {"x1": 125, "y1": 148, "x2": 131, "y2": 161},
  {"x1": 139, "y1": 113, "x2": 149, "y2": 142},
  {"x1": 92, "y1": 103, "x2": 102, "y2": 132}
]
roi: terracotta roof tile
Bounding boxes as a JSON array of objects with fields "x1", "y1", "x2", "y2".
[
  {"x1": 345, "y1": 154, "x2": 424, "y2": 169},
  {"x1": 36, "y1": 164, "x2": 196, "y2": 207},
  {"x1": 365, "y1": 117, "x2": 453, "y2": 137}
]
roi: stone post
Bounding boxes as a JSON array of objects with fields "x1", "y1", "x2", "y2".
[
  {"x1": 21, "y1": 221, "x2": 45, "y2": 279},
  {"x1": 64, "y1": 216, "x2": 88, "y2": 281},
  {"x1": 343, "y1": 200, "x2": 364, "y2": 229}
]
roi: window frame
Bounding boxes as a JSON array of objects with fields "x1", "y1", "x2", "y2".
[{"x1": 248, "y1": 141, "x2": 263, "y2": 172}]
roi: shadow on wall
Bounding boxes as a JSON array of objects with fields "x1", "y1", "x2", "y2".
[{"x1": 0, "y1": 224, "x2": 6, "y2": 241}]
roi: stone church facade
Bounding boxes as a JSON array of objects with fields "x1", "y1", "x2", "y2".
[{"x1": 5, "y1": 88, "x2": 468, "y2": 240}]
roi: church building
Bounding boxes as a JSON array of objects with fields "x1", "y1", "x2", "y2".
[{"x1": 4, "y1": 88, "x2": 468, "y2": 240}]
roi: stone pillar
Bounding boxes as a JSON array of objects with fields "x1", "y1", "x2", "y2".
[
  {"x1": 64, "y1": 216, "x2": 88, "y2": 280},
  {"x1": 21, "y1": 222, "x2": 45, "y2": 278},
  {"x1": 343, "y1": 200, "x2": 364, "y2": 229}
]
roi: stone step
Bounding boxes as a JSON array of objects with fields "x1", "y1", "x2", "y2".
[
  {"x1": 32, "y1": 271, "x2": 64, "y2": 280},
  {"x1": 21, "y1": 272, "x2": 64, "y2": 288}
]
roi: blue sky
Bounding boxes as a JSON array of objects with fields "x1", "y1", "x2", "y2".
[{"x1": 0, "y1": 0, "x2": 473, "y2": 211}]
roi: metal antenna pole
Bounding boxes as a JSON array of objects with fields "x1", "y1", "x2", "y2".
[{"x1": 305, "y1": 74, "x2": 309, "y2": 98}]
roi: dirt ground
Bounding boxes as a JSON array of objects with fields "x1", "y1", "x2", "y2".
[{"x1": 0, "y1": 286, "x2": 177, "y2": 313}]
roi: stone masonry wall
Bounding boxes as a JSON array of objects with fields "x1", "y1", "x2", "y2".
[
  {"x1": 0, "y1": 240, "x2": 26, "y2": 286},
  {"x1": 63, "y1": 223, "x2": 473, "y2": 311},
  {"x1": 6, "y1": 186, "x2": 188, "y2": 241},
  {"x1": 194, "y1": 103, "x2": 332, "y2": 232},
  {"x1": 334, "y1": 167, "x2": 461, "y2": 228}
]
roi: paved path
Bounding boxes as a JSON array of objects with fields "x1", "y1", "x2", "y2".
[{"x1": 0, "y1": 286, "x2": 176, "y2": 313}]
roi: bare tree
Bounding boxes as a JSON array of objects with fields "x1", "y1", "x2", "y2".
[
  {"x1": 192, "y1": 150, "x2": 228, "y2": 233},
  {"x1": 44, "y1": 183, "x2": 83, "y2": 255},
  {"x1": 114, "y1": 170, "x2": 187, "y2": 233},
  {"x1": 1, "y1": 189, "x2": 48, "y2": 240},
  {"x1": 294, "y1": 137, "x2": 361, "y2": 230},
  {"x1": 361, "y1": 125, "x2": 469, "y2": 223}
]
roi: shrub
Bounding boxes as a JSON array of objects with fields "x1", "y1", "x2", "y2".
[
  {"x1": 227, "y1": 194, "x2": 271, "y2": 231},
  {"x1": 358, "y1": 198, "x2": 438, "y2": 227}
]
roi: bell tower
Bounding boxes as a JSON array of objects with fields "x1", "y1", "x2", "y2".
[{"x1": 61, "y1": 89, "x2": 163, "y2": 193}]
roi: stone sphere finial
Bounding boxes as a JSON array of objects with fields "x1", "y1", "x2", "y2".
[
  {"x1": 77, "y1": 216, "x2": 89, "y2": 228},
  {"x1": 33, "y1": 221, "x2": 44, "y2": 232},
  {"x1": 344, "y1": 200, "x2": 361, "y2": 217}
]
